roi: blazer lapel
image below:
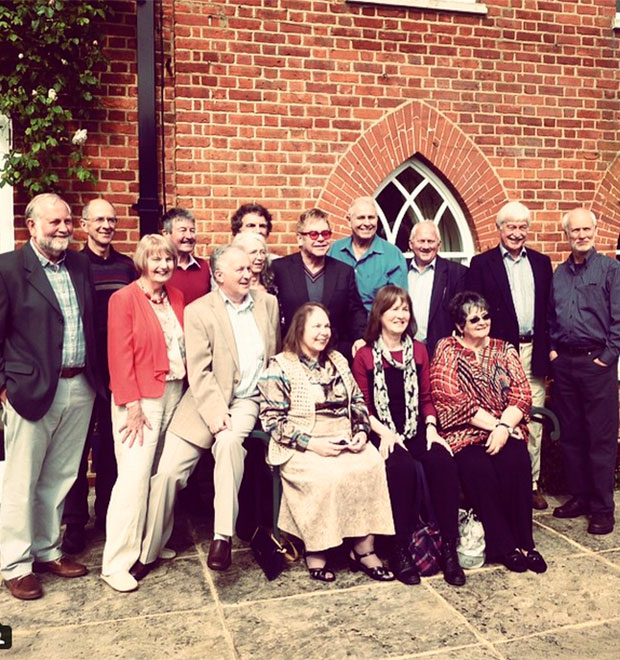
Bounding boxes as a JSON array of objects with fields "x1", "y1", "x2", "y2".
[
  {"x1": 428, "y1": 257, "x2": 447, "y2": 324},
  {"x1": 23, "y1": 242, "x2": 62, "y2": 315},
  {"x1": 65, "y1": 254, "x2": 87, "y2": 320},
  {"x1": 210, "y1": 292, "x2": 240, "y2": 371},
  {"x1": 489, "y1": 246, "x2": 517, "y2": 313},
  {"x1": 322, "y1": 256, "x2": 336, "y2": 308}
]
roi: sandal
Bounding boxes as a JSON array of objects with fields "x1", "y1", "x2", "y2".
[
  {"x1": 349, "y1": 549, "x2": 394, "y2": 582},
  {"x1": 305, "y1": 555, "x2": 335, "y2": 582}
]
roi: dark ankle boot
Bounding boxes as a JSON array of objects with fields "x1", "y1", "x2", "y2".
[
  {"x1": 390, "y1": 540, "x2": 420, "y2": 585},
  {"x1": 441, "y1": 539, "x2": 466, "y2": 586}
]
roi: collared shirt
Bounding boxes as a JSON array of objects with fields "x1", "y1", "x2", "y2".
[
  {"x1": 30, "y1": 239, "x2": 86, "y2": 368},
  {"x1": 177, "y1": 253, "x2": 200, "y2": 271},
  {"x1": 220, "y1": 290, "x2": 265, "y2": 398},
  {"x1": 408, "y1": 258, "x2": 435, "y2": 343},
  {"x1": 549, "y1": 248, "x2": 620, "y2": 365},
  {"x1": 500, "y1": 245, "x2": 535, "y2": 336},
  {"x1": 328, "y1": 235, "x2": 408, "y2": 311}
]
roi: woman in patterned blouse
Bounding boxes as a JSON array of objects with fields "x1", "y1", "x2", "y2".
[
  {"x1": 430, "y1": 291, "x2": 547, "y2": 574},
  {"x1": 258, "y1": 302, "x2": 395, "y2": 583}
]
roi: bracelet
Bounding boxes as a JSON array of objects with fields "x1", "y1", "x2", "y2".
[{"x1": 496, "y1": 421, "x2": 513, "y2": 434}]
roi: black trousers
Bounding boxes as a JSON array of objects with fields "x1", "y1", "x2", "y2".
[
  {"x1": 410, "y1": 441, "x2": 460, "y2": 542},
  {"x1": 63, "y1": 395, "x2": 117, "y2": 528},
  {"x1": 377, "y1": 434, "x2": 460, "y2": 542},
  {"x1": 551, "y1": 353, "x2": 619, "y2": 515},
  {"x1": 454, "y1": 437, "x2": 534, "y2": 557}
]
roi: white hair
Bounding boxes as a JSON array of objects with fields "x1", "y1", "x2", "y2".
[
  {"x1": 561, "y1": 208, "x2": 597, "y2": 232},
  {"x1": 409, "y1": 220, "x2": 441, "y2": 242},
  {"x1": 496, "y1": 201, "x2": 531, "y2": 229}
]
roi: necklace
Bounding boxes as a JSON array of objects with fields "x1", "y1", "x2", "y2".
[{"x1": 138, "y1": 281, "x2": 167, "y2": 305}]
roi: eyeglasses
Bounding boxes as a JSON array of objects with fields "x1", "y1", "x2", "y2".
[
  {"x1": 466, "y1": 312, "x2": 491, "y2": 324},
  {"x1": 299, "y1": 230, "x2": 332, "y2": 240},
  {"x1": 90, "y1": 216, "x2": 118, "y2": 225}
]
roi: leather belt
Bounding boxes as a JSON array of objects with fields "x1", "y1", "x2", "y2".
[
  {"x1": 557, "y1": 344, "x2": 601, "y2": 356},
  {"x1": 519, "y1": 335, "x2": 533, "y2": 343},
  {"x1": 60, "y1": 367, "x2": 85, "y2": 378}
]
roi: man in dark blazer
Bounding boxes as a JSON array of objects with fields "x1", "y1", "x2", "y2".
[
  {"x1": 271, "y1": 207, "x2": 367, "y2": 360},
  {"x1": 0, "y1": 193, "x2": 102, "y2": 600},
  {"x1": 407, "y1": 221, "x2": 467, "y2": 358},
  {"x1": 466, "y1": 201, "x2": 553, "y2": 510}
]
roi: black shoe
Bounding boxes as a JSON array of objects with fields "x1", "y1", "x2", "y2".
[
  {"x1": 524, "y1": 549, "x2": 547, "y2": 574},
  {"x1": 61, "y1": 524, "x2": 86, "y2": 555},
  {"x1": 553, "y1": 496, "x2": 589, "y2": 519},
  {"x1": 304, "y1": 555, "x2": 336, "y2": 583},
  {"x1": 389, "y1": 541, "x2": 420, "y2": 585},
  {"x1": 349, "y1": 549, "x2": 395, "y2": 582},
  {"x1": 441, "y1": 539, "x2": 466, "y2": 586},
  {"x1": 501, "y1": 550, "x2": 528, "y2": 573},
  {"x1": 587, "y1": 512, "x2": 615, "y2": 535},
  {"x1": 130, "y1": 560, "x2": 154, "y2": 581}
]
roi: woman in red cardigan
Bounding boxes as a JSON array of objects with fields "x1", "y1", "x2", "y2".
[{"x1": 101, "y1": 235, "x2": 185, "y2": 593}]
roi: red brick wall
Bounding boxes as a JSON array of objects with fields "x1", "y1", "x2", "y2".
[{"x1": 12, "y1": 0, "x2": 620, "y2": 263}]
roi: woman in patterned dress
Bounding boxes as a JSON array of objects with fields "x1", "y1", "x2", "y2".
[
  {"x1": 430, "y1": 291, "x2": 547, "y2": 574},
  {"x1": 258, "y1": 302, "x2": 395, "y2": 583}
]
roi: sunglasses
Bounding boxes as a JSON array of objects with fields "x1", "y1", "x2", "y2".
[
  {"x1": 466, "y1": 312, "x2": 491, "y2": 324},
  {"x1": 299, "y1": 230, "x2": 332, "y2": 240}
]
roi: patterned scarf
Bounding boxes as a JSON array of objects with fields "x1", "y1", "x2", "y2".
[{"x1": 372, "y1": 335, "x2": 418, "y2": 440}]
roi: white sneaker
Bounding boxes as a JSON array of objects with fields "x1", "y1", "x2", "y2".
[
  {"x1": 101, "y1": 571, "x2": 138, "y2": 592},
  {"x1": 158, "y1": 547, "x2": 177, "y2": 560}
]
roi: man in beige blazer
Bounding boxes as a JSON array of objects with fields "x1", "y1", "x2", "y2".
[{"x1": 137, "y1": 245, "x2": 280, "y2": 573}]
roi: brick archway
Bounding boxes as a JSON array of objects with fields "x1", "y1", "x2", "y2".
[
  {"x1": 592, "y1": 154, "x2": 620, "y2": 255},
  {"x1": 317, "y1": 100, "x2": 507, "y2": 250}
]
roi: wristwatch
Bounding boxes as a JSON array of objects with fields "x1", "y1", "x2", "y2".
[{"x1": 496, "y1": 421, "x2": 513, "y2": 434}]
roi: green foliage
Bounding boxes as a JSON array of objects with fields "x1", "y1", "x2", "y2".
[{"x1": 0, "y1": 0, "x2": 108, "y2": 195}]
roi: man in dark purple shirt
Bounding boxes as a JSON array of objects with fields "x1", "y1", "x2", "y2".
[
  {"x1": 62, "y1": 198, "x2": 136, "y2": 554},
  {"x1": 549, "y1": 207, "x2": 620, "y2": 535}
]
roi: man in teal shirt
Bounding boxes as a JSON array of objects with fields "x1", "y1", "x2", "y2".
[{"x1": 328, "y1": 197, "x2": 408, "y2": 310}]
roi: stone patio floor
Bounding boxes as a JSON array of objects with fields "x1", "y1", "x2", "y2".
[{"x1": 3, "y1": 492, "x2": 620, "y2": 659}]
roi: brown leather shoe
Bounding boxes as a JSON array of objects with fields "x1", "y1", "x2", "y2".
[
  {"x1": 5, "y1": 573, "x2": 42, "y2": 600},
  {"x1": 33, "y1": 556, "x2": 88, "y2": 578},
  {"x1": 207, "y1": 539, "x2": 231, "y2": 571},
  {"x1": 532, "y1": 489, "x2": 548, "y2": 510}
]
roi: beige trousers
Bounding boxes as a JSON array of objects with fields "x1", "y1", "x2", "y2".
[
  {"x1": 519, "y1": 342, "x2": 546, "y2": 489},
  {"x1": 139, "y1": 396, "x2": 259, "y2": 563}
]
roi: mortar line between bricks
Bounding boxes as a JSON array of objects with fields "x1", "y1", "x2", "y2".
[
  {"x1": 420, "y1": 577, "x2": 507, "y2": 660},
  {"x1": 191, "y1": 522, "x2": 239, "y2": 660}
]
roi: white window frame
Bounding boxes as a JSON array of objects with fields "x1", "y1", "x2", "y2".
[
  {"x1": 0, "y1": 115, "x2": 14, "y2": 254},
  {"x1": 373, "y1": 157, "x2": 475, "y2": 264},
  {"x1": 347, "y1": 0, "x2": 488, "y2": 16}
]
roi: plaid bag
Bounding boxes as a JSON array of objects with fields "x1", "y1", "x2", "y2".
[{"x1": 409, "y1": 523, "x2": 442, "y2": 576}]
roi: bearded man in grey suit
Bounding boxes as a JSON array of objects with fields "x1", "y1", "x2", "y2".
[{"x1": 136, "y1": 245, "x2": 280, "y2": 574}]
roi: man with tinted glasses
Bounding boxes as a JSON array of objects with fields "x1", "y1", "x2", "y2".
[
  {"x1": 62, "y1": 198, "x2": 137, "y2": 554},
  {"x1": 328, "y1": 197, "x2": 407, "y2": 311},
  {"x1": 467, "y1": 202, "x2": 552, "y2": 511},
  {"x1": 549, "y1": 208, "x2": 620, "y2": 535},
  {"x1": 271, "y1": 208, "x2": 367, "y2": 360}
]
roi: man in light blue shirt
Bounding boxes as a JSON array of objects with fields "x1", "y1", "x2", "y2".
[{"x1": 328, "y1": 197, "x2": 407, "y2": 310}]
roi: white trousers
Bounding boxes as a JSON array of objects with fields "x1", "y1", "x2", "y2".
[
  {"x1": 0, "y1": 375, "x2": 94, "y2": 580},
  {"x1": 101, "y1": 380, "x2": 183, "y2": 576},
  {"x1": 140, "y1": 396, "x2": 258, "y2": 563},
  {"x1": 519, "y1": 342, "x2": 546, "y2": 489}
]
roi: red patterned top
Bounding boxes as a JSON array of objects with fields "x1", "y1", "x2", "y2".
[{"x1": 430, "y1": 336, "x2": 532, "y2": 454}]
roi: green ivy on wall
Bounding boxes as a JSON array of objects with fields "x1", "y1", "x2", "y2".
[{"x1": 0, "y1": 0, "x2": 108, "y2": 195}]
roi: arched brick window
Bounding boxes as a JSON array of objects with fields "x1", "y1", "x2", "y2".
[{"x1": 373, "y1": 157, "x2": 474, "y2": 264}]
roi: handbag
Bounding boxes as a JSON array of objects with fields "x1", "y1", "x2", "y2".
[
  {"x1": 408, "y1": 461, "x2": 442, "y2": 576},
  {"x1": 409, "y1": 523, "x2": 442, "y2": 576},
  {"x1": 250, "y1": 527, "x2": 299, "y2": 581},
  {"x1": 456, "y1": 508, "x2": 486, "y2": 569}
]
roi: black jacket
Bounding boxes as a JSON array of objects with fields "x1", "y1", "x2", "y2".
[{"x1": 271, "y1": 252, "x2": 367, "y2": 360}]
